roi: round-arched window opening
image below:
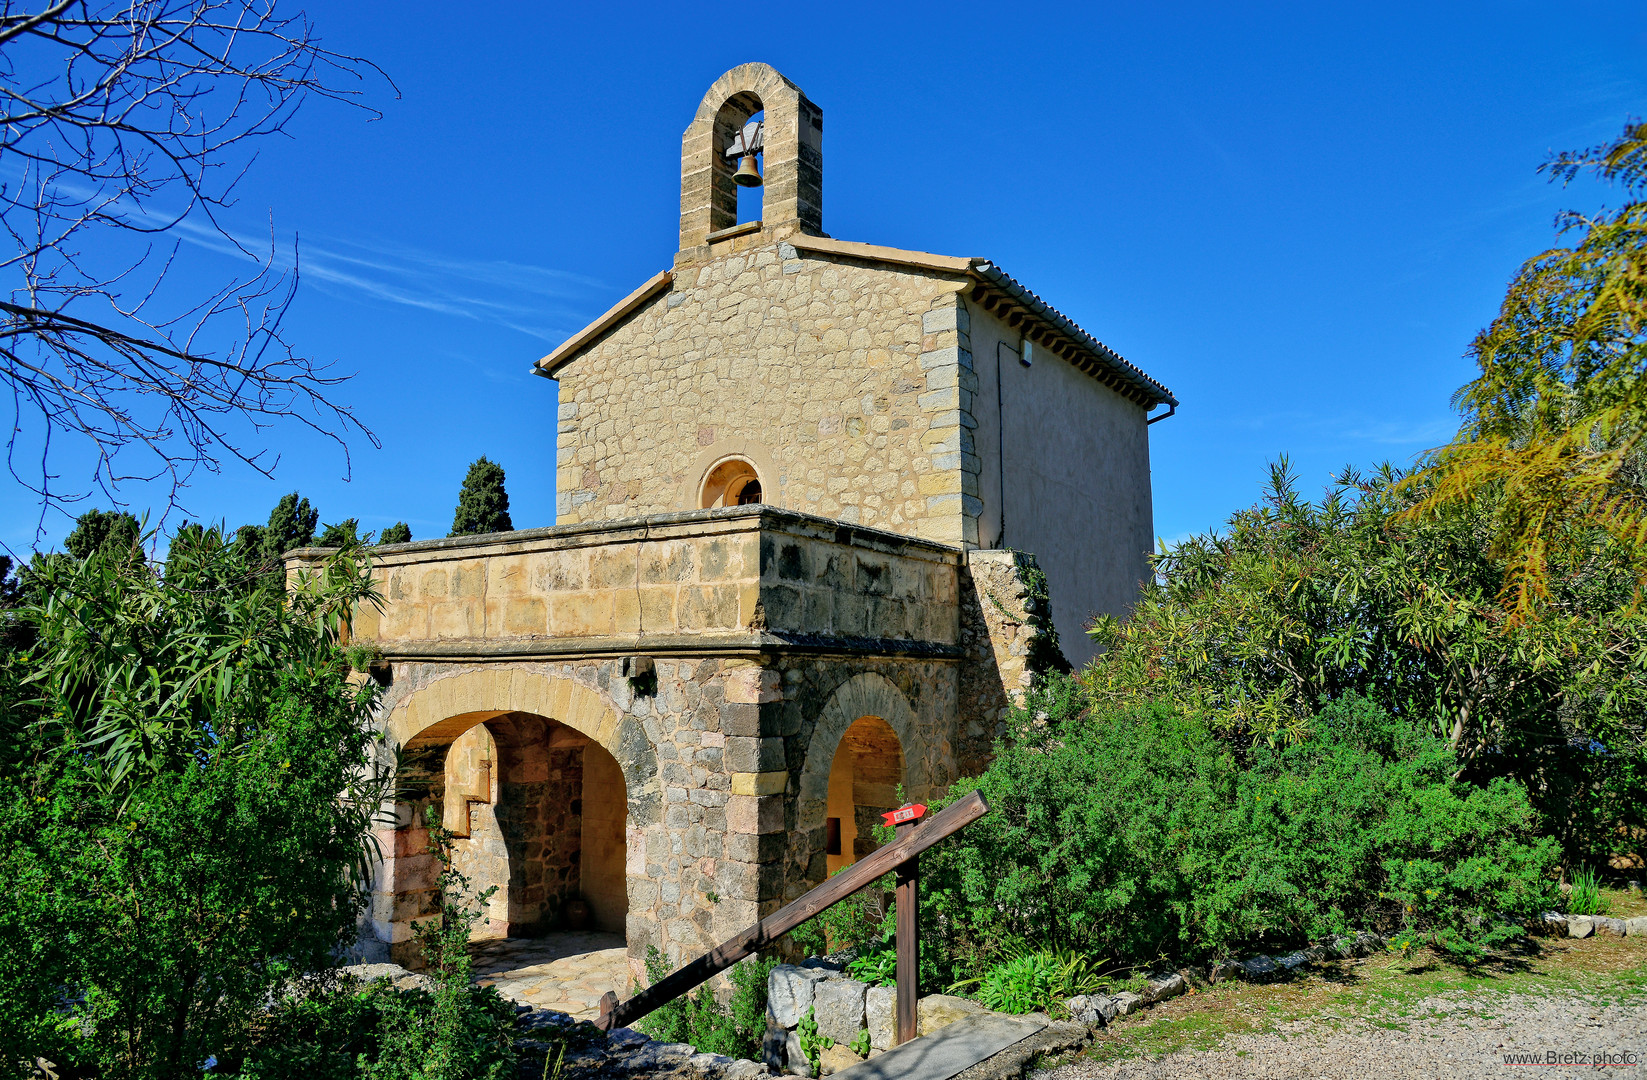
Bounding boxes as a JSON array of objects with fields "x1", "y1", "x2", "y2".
[{"x1": 701, "y1": 458, "x2": 763, "y2": 509}]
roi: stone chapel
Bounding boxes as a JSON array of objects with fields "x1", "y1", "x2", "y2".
[{"x1": 307, "y1": 63, "x2": 1177, "y2": 975}]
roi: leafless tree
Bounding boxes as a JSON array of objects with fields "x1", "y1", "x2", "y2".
[{"x1": 0, "y1": 0, "x2": 392, "y2": 527}]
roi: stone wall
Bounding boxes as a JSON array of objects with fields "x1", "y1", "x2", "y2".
[
  {"x1": 340, "y1": 509, "x2": 961, "y2": 656},
  {"x1": 551, "y1": 244, "x2": 979, "y2": 546},
  {"x1": 956, "y1": 548, "x2": 1067, "y2": 776}
]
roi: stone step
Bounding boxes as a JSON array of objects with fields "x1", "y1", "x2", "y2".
[{"x1": 830, "y1": 1013, "x2": 1047, "y2": 1080}]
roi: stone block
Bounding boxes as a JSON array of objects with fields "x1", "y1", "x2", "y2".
[
  {"x1": 725, "y1": 830, "x2": 787, "y2": 864},
  {"x1": 1568, "y1": 915, "x2": 1595, "y2": 938},
  {"x1": 782, "y1": 1029, "x2": 810, "y2": 1076},
  {"x1": 1063, "y1": 995, "x2": 1102, "y2": 1027},
  {"x1": 1141, "y1": 972, "x2": 1186, "y2": 1003},
  {"x1": 731, "y1": 770, "x2": 787, "y2": 796},
  {"x1": 768, "y1": 964, "x2": 830, "y2": 1027},
  {"x1": 762, "y1": 1016, "x2": 788, "y2": 1071},
  {"x1": 1595, "y1": 916, "x2": 1627, "y2": 938},
  {"x1": 1112, "y1": 991, "x2": 1143, "y2": 1016},
  {"x1": 916, "y1": 994, "x2": 984, "y2": 1036},
  {"x1": 813, "y1": 977, "x2": 868, "y2": 1044},
  {"x1": 719, "y1": 701, "x2": 761, "y2": 737},
  {"x1": 726, "y1": 794, "x2": 785, "y2": 834},
  {"x1": 819, "y1": 1043, "x2": 862, "y2": 1074},
  {"x1": 724, "y1": 665, "x2": 783, "y2": 704},
  {"x1": 1239, "y1": 955, "x2": 1279, "y2": 978},
  {"x1": 866, "y1": 984, "x2": 895, "y2": 1050},
  {"x1": 726, "y1": 736, "x2": 786, "y2": 773},
  {"x1": 1625, "y1": 917, "x2": 1647, "y2": 937}
]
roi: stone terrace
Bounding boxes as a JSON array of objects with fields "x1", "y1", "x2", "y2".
[{"x1": 341, "y1": 505, "x2": 963, "y2": 661}]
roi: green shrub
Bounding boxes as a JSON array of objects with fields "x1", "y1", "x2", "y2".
[
  {"x1": 954, "y1": 946, "x2": 1109, "y2": 1016},
  {"x1": 846, "y1": 946, "x2": 897, "y2": 988},
  {"x1": 1084, "y1": 460, "x2": 1647, "y2": 869},
  {"x1": 974, "y1": 953, "x2": 1062, "y2": 1015},
  {"x1": 792, "y1": 869, "x2": 893, "y2": 957},
  {"x1": 918, "y1": 681, "x2": 1558, "y2": 976},
  {"x1": 795, "y1": 1007, "x2": 829, "y2": 1077},
  {"x1": 234, "y1": 809, "x2": 518, "y2": 1080},
  {"x1": 0, "y1": 532, "x2": 390, "y2": 1078},
  {"x1": 234, "y1": 975, "x2": 519, "y2": 1080},
  {"x1": 634, "y1": 946, "x2": 775, "y2": 1060}
]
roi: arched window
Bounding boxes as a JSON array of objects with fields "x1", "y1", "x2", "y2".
[{"x1": 700, "y1": 458, "x2": 762, "y2": 508}]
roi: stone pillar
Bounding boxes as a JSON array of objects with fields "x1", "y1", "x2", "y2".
[
  {"x1": 714, "y1": 659, "x2": 789, "y2": 944},
  {"x1": 917, "y1": 295, "x2": 981, "y2": 547},
  {"x1": 384, "y1": 741, "x2": 446, "y2": 966}
]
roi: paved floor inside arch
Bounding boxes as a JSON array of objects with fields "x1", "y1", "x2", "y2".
[{"x1": 469, "y1": 931, "x2": 630, "y2": 1021}]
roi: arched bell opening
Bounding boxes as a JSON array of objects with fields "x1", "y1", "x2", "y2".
[
  {"x1": 387, "y1": 710, "x2": 630, "y2": 965},
  {"x1": 712, "y1": 93, "x2": 764, "y2": 228},
  {"x1": 823, "y1": 714, "x2": 906, "y2": 876}
]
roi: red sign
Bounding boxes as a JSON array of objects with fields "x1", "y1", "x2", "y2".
[{"x1": 881, "y1": 803, "x2": 927, "y2": 827}]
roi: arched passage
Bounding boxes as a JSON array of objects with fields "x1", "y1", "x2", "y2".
[
  {"x1": 788, "y1": 672, "x2": 928, "y2": 899},
  {"x1": 824, "y1": 715, "x2": 904, "y2": 875},
  {"x1": 376, "y1": 671, "x2": 658, "y2": 966}
]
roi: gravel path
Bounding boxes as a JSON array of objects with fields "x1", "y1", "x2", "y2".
[{"x1": 1037, "y1": 989, "x2": 1647, "y2": 1079}]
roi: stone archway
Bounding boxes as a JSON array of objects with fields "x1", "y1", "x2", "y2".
[
  {"x1": 787, "y1": 672, "x2": 928, "y2": 899},
  {"x1": 823, "y1": 715, "x2": 904, "y2": 876},
  {"x1": 371, "y1": 669, "x2": 658, "y2": 965}
]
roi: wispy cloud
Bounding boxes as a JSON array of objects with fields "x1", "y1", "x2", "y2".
[
  {"x1": 1, "y1": 169, "x2": 608, "y2": 343},
  {"x1": 167, "y1": 215, "x2": 607, "y2": 342}
]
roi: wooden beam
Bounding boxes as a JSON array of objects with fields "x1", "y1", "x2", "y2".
[{"x1": 596, "y1": 790, "x2": 990, "y2": 1032}]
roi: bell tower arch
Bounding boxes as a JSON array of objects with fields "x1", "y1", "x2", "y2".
[{"x1": 678, "y1": 63, "x2": 823, "y2": 259}]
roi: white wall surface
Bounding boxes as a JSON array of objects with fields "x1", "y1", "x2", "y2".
[{"x1": 966, "y1": 299, "x2": 1156, "y2": 667}]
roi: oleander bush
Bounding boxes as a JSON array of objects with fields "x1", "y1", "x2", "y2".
[{"x1": 0, "y1": 530, "x2": 393, "y2": 1079}]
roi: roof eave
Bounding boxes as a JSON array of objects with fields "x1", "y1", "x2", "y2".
[
  {"x1": 533, "y1": 269, "x2": 674, "y2": 379},
  {"x1": 530, "y1": 239, "x2": 1178, "y2": 412}
]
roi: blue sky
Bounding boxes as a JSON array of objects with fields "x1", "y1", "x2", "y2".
[{"x1": 4, "y1": 0, "x2": 1645, "y2": 554}]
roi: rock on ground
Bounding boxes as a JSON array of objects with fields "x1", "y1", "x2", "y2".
[{"x1": 1034, "y1": 990, "x2": 1647, "y2": 1079}]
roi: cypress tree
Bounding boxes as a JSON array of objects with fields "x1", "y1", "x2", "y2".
[
  {"x1": 263, "y1": 492, "x2": 318, "y2": 558},
  {"x1": 379, "y1": 522, "x2": 412, "y2": 545},
  {"x1": 231, "y1": 523, "x2": 266, "y2": 563},
  {"x1": 450, "y1": 457, "x2": 513, "y2": 536},
  {"x1": 63, "y1": 509, "x2": 141, "y2": 562}
]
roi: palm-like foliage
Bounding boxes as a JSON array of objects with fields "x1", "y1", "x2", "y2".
[
  {"x1": 1408, "y1": 120, "x2": 1647, "y2": 622},
  {"x1": 8, "y1": 524, "x2": 381, "y2": 796}
]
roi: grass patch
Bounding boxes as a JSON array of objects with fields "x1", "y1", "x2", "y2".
[
  {"x1": 1071, "y1": 934, "x2": 1647, "y2": 1066},
  {"x1": 1597, "y1": 886, "x2": 1647, "y2": 919}
]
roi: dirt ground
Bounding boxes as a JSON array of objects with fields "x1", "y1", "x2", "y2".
[{"x1": 1035, "y1": 926, "x2": 1647, "y2": 1079}]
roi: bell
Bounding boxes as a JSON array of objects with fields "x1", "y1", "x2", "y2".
[{"x1": 732, "y1": 153, "x2": 762, "y2": 188}]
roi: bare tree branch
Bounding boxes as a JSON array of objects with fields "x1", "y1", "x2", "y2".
[{"x1": 0, "y1": 0, "x2": 394, "y2": 531}]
